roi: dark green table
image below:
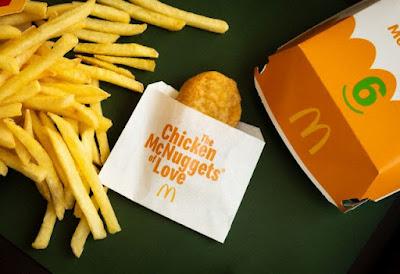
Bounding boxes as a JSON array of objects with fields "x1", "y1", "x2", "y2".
[{"x1": 0, "y1": 1, "x2": 394, "y2": 273}]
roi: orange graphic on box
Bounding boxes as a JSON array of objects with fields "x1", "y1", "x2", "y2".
[
  {"x1": 0, "y1": 0, "x2": 25, "y2": 16},
  {"x1": 255, "y1": 15, "x2": 400, "y2": 211}
]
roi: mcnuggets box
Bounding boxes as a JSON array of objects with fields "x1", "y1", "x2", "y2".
[{"x1": 255, "y1": 0, "x2": 400, "y2": 211}]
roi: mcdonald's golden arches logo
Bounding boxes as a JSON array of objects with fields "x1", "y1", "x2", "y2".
[
  {"x1": 289, "y1": 107, "x2": 331, "y2": 155},
  {"x1": 156, "y1": 183, "x2": 176, "y2": 202}
]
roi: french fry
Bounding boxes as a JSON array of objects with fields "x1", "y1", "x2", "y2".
[
  {"x1": 95, "y1": 55, "x2": 156, "y2": 72},
  {"x1": 45, "y1": 127, "x2": 107, "y2": 240},
  {"x1": 78, "y1": 63, "x2": 144, "y2": 92},
  {"x1": 40, "y1": 85, "x2": 69, "y2": 97},
  {"x1": 62, "y1": 103, "x2": 100, "y2": 129},
  {"x1": 49, "y1": 114, "x2": 120, "y2": 234},
  {"x1": 46, "y1": 3, "x2": 74, "y2": 18},
  {"x1": 80, "y1": 124, "x2": 101, "y2": 165},
  {"x1": 49, "y1": 66, "x2": 91, "y2": 84},
  {"x1": 32, "y1": 202, "x2": 57, "y2": 250},
  {"x1": 0, "y1": 40, "x2": 40, "y2": 87},
  {"x1": 74, "y1": 42, "x2": 158, "y2": 58},
  {"x1": 76, "y1": 55, "x2": 134, "y2": 79},
  {"x1": 14, "y1": 138, "x2": 31, "y2": 166},
  {"x1": 98, "y1": 116, "x2": 112, "y2": 132},
  {"x1": 0, "y1": 0, "x2": 94, "y2": 58},
  {"x1": 84, "y1": 18, "x2": 147, "y2": 36},
  {"x1": 65, "y1": 118, "x2": 79, "y2": 135},
  {"x1": 72, "y1": 2, "x2": 130, "y2": 23},
  {"x1": 2, "y1": 81, "x2": 41, "y2": 104},
  {"x1": 23, "y1": 95, "x2": 75, "y2": 113},
  {"x1": 0, "y1": 34, "x2": 78, "y2": 102},
  {"x1": 31, "y1": 111, "x2": 75, "y2": 209},
  {"x1": 130, "y1": 0, "x2": 229, "y2": 33},
  {"x1": 71, "y1": 187, "x2": 108, "y2": 258},
  {"x1": 0, "y1": 103, "x2": 22, "y2": 119},
  {"x1": 91, "y1": 103, "x2": 110, "y2": 164},
  {"x1": 24, "y1": 110, "x2": 34, "y2": 137},
  {"x1": 0, "y1": 147, "x2": 47, "y2": 183},
  {"x1": 0, "y1": 160, "x2": 8, "y2": 176},
  {"x1": 0, "y1": 25, "x2": 21, "y2": 40},
  {"x1": 0, "y1": 121, "x2": 15, "y2": 149},
  {"x1": 48, "y1": 2, "x2": 130, "y2": 23},
  {"x1": 0, "y1": 55, "x2": 19, "y2": 74},
  {"x1": 40, "y1": 82, "x2": 110, "y2": 104},
  {"x1": 80, "y1": 125, "x2": 93, "y2": 163},
  {"x1": 24, "y1": 1, "x2": 48, "y2": 19},
  {"x1": 0, "y1": 12, "x2": 45, "y2": 27},
  {"x1": 4, "y1": 119, "x2": 65, "y2": 220},
  {"x1": 97, "y1": 0, "x2": 185, "y2": 31},
  {"x1": 73, "y1": 29, "x2": 119, "y2": 44}
]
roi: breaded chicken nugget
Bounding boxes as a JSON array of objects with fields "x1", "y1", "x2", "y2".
[{"x1": 177, "y1": 71, "x2": 241, "y2": 127}]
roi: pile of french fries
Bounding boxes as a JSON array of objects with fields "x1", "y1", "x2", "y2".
[{"x1": 0, "y1": 0, "x2": 228, "y2": 258}]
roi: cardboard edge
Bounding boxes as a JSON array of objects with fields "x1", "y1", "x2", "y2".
[{"x1": 254, "y1": 76, "x2": 337, "y2": 207}]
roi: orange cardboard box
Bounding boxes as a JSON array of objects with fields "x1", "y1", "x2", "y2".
[
  {"x1": 0, "y1": 0, "x2": 26, "y2": 16},
  {"x1": 255, "y1": 0, "x2": 400, "y2": 211}
]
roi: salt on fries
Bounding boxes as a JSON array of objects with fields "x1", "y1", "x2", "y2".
[{"x1": 0, "y1": 0, "x2": 230, "y2": 259}]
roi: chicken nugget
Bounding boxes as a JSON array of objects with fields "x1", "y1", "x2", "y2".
[{"x1": 177, "y1": 71, "x2": 241, "y2": 127}]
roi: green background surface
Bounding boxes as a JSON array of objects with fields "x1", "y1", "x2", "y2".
[{"x1": 0, "y1": 0, "x2": 394, "y2": 273}]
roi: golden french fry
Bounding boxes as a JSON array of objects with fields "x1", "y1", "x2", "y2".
[
  {"x1": 63, "y1": 103, "x2": 100, "y2": 129},
  {"x1": 71, "y1": 186, "x2": 108, "y2": 258},
  {"x1": 77, "y1": 55, "x2": 134, "y2": 79},
  {"x1": 79, "y1": 124, "x2": 101, "y2": 166},
  {"x1": 74, "y1": 42, "x2": 158, "y2": 58},
  {"x1": 40, "y1": 85, "x2": 68, "y2": 97},
  {"x1": 72, "y1": 2, "x2": 130, "y2": 23},
  {"x1": 0, "y1": 34, "x2": 78, "y2": 102},
  {"x1": 46, "y1": 3, "x2": 74, "y2": 18},
  {"x1": 23, "y1": 95, "x2": 75, "y2": 113},
  {"x1": 24, "y1": 110, "x2": 34, "y2": 137},
  {"x1": 98, "y1": 116, "x2": 112, "y2": 132},
  {"x1": 41, "y1": 82, "x2": 110, "y2": 104},
  {"x1": 74, "y1": 29, "x2": 119, "y2": 44},
  {"x1": 78, "y1": 63, "x2": 144, "y2": 92},
  {"x1": 0, "y1": 103, "x2": 22, "y2": 119},
  {"x1": 51, "y1": 22, "x2": 86, "y2": 39},
  {"x1": 65, "y1": 117, "x2": 79, "y2": 135},
  {"x1": 24, "y1": 1, "x2": 48, "y2": 18},
  {"x1": 49, "y1": 114, "x2": 120, "y2": 234},
  {"x1": 80, "y1": 125, "x2": 93, "y2": 163},
  {"x1": 0, "y1": 121, "x2": 15, "y2": 149},
  {"x1": 0, "y1": 160, "x2": 8, "y2": 176},
  {"x1": 0, "y1": 0, "x2": 94, "y2": 58},
  {"x1": 31, "y1": 111, "x2": 75, "y2": 209},
  {"x1": 0, "y1": 12, "x2": 45, "y2": 27},
  {"x1": 97, "y1": 0, "x2": 185, "y2": 31},
  {"x1": 45, "y1": 126, "x2": 107, "y2": 240},
  {"x1": 2, "y1": 81, "x2": 41, "y2": 104},
  {"x1": 84, "y1": 18, "x2": 146, "y2": 36},
  {"x1": 32, "y1": 202, "x2": 57, "y2": 250},
  {"x1": 130, "y1": 0, "x2": 229, "y2": 33},
  {"x1": 0, "y1": 55, "x2": 19, "y2": 74},
  {"x1": 14, "y1": 138, "x2": 31, "y2": 166},
  {"x1": 0, "y1": 43, "x2": 41, "y2": 87},
  {"x1": 0, "y1": 25, "x2": 21, "y2": 40},
  {"x1": 50, "y1": 66, "x2": 91, "y2": 84},
  {"x1": 95, "y1": 55, "x2": 155, "y2": 72},
  {"x1": 0, "y1": 147, "x2": 47, "y2": 183},
  {"x1": 91, "y1": 103, "x2": 110, "y2": 164},
  {"x1": 3, "y1": 119, "x2": 65, "y2": 220}
]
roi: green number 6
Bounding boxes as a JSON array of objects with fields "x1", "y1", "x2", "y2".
[{"x1": 343, "y1": 76, "x2": 387, "y2": 114}]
